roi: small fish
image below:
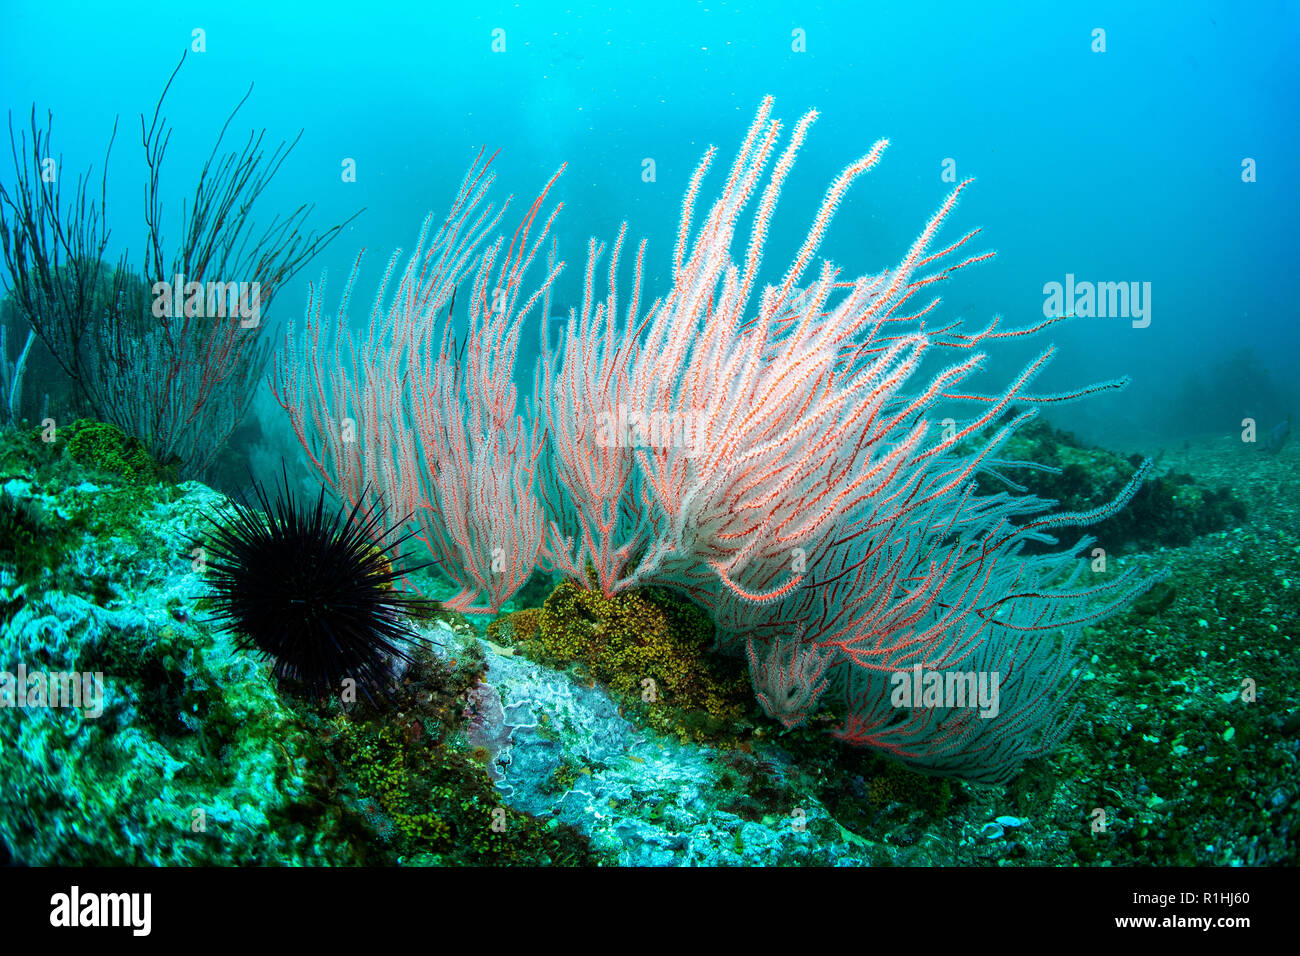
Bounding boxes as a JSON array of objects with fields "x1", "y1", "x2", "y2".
[{"x1": 1264, "y1": 414, "x2": 1291, "y2": 454}]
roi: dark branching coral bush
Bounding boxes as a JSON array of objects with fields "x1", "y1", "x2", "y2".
[{"x1": 0, "y1": 51, "x2": 357, "y2": 476}]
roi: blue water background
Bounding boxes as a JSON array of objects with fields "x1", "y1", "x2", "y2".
[{"x1": 2, "y1": 0, "x2": 1296, "y2": 449}]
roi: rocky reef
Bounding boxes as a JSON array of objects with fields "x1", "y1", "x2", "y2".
[{"x1": 1, "y1": 421, "x2": 1295, "y2": 866}]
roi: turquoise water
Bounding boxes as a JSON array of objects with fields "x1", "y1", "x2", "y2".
[
  {"x1": 3, "y1": 1, "x2": 1295, "y2": 447},
  {"x1": 0, "y1": 1, "x2": 1297, "y2": 870}
]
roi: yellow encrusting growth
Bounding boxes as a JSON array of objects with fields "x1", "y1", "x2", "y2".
[{"x1": 489, "y1": 582, "x2": 752, "y2": 742}]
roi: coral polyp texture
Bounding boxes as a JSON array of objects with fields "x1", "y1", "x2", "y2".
[
  {"x1": 199, "y1": 476, "x2": 430, "y2": 704},
  {"x1": 275, "y1": 97, "x2": 1162, "y2": 783}
]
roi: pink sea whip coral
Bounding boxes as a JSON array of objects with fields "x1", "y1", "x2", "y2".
[
  {"x1": 276, "y1": 99, "x2": 1160, "y2": 782},
  {"x1": 274, "y1": 150, "x2": 562, "y2": 612},
  {"x1": 746, "y1": 625, "x2": 835, "y2": 730}
]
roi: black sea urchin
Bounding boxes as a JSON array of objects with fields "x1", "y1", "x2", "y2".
[{"x1": 200, "y1": 475, "x2": 431, "y2": 704}]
